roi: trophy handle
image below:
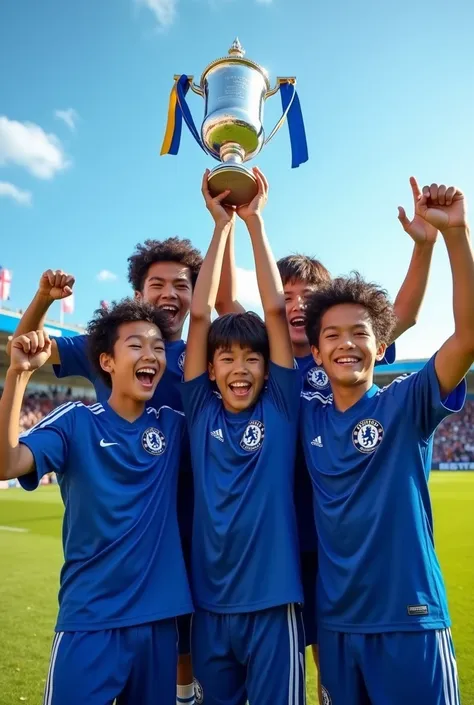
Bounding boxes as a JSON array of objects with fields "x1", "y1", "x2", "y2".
[
  {"x1": 263, "y1": 78, "x2": 296, "y2": 146},
  {"x1": 173, "y1": 75, "x2": 204, "y2": 97}
]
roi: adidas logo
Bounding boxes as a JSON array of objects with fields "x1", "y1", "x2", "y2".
[
  {"x1": 210, "y1": 429, "x2": 224, "y2": 443},
  {"x1": 311, "y1": 435, "x2": 323, "y2": 447}
]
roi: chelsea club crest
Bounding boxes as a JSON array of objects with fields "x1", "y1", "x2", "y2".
[
  {"x1": 307, "y1": 366, "x2": 329, "y2": 390},
  {"x1": 240, "y1": 420, "x2": 265, "y2": 452},
  {"x1": 352, "y1": 418, "x2": 384, "y2": 454},
  {"x1": 321, "y1": 686, "x2": 332, "y2": 705},
  {"x1": 194, "y1": 679, "x2": 204, "y2": 705},
  {"x1": 178, "y1": 351, "x2": 186, "y2": 372},
  {"x1": 141, "y1": 427, "x2": 166, "y2": 456}
]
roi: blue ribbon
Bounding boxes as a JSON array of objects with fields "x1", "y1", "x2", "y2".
[
  {"x1": 174, "y1": 75, "x2": 212, "y2": 157},
  {"x1": 279, "y1": 82, "x2": 308, "y2": 168}
]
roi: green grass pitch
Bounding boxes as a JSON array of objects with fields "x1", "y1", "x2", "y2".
[{"x1": 0, "y1": 473, "x2": 473, "y2": 704}]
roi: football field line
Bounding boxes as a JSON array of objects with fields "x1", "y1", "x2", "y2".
[{"x1": 0, "y1": 525, "x2": 30, "y2": 533}]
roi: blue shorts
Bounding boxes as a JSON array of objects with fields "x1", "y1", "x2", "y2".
[
  {"x1": 192, "y1": 604, "x2": 305, "y2": 705},
  {"x1": 318, "y1": 627, "x2": 460, "y2": 705},
  {"x1": 42, "y1": 620, "x2": 178, "y2": 705},
  {"x1": 300, "y1": 551, "x2": 318, "y2": 646}
]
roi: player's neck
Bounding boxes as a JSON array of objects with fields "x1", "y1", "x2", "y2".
[
  {"x1": 292, "y1": 340, "x2": 311, "y2": 359},
  {"x1": 169, "y1": 328, "x2": 184, "y2": 343},
  {"x1": 331, "y1": 378, "x2": 374, "y2": 413},
  {"x1": 107, "y1": 390, "x2": 146, "y2": 423}
]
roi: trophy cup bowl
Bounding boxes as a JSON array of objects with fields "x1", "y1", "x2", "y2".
[{"x1": 164, "y1": 39, "x2": 305, "y2": 207}]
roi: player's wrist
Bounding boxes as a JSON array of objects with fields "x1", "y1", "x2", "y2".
[
  {"x1": 35, "y1": 289, "x2": 55, "y2": 307},
  {"x1": 440, "y1": 225, "x2": 470, "y2": 239},
  {"x1": 5, "y1": 366, "x2": 33, "y2": 382}
]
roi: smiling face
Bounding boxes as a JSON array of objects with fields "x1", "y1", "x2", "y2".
[
  {"x1": 136, "y1": 261, "x2": 193, "y2": 341},
  {"x1": 99, "y1": 320, "x2": 167, "y2": 401},
  {"x1": 209, "y1": 343, "x2": 267, "y2": 413},
  {"x1": 311, "y1": 303, "x2": 386, "y2": 389},
  {"x1": 284, "y1": 279, "x2": 318, "y2": 354}
]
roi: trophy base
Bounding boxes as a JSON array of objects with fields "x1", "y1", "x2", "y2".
[{"x1": 208, "y1": 164, "x2": 258, "y2": 207}]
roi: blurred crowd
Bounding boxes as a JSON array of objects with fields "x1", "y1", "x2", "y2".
[
  {"x1": 433, "y1": 399, "x2": 474, "y2": 463},
  {"x1": 0, "y1": 389, "x2": 473, "y2": 463}
]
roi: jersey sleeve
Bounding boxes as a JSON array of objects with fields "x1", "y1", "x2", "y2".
[
  {"x1": 18, "y1": 402, "x2": 76, "y2": 491},
  {"x1": 265, "y1": 361, "x2": 303, "y2": 418},
  {"x1": 391, "y1": 354, "x2": 466, "y2": 439},
  {"x1": 53, "y1": 334, "x2": 93, "y2": 381},
  {"x1": 180, "y1": 374, "x2": 216, "y2": 428}
]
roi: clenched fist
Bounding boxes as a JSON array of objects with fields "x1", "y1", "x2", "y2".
[
  {"x1": 38, "y1": 269, "x2": 75, "y2": 301},
  {"x1": 10, "y1": 331, "x2": 52, "y2": 373}
]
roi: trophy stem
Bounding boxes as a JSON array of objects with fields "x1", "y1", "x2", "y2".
[{"x1": 220, "y1": 142, "x2": 245, "y2": 165}]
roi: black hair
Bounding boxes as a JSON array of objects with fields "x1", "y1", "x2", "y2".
[
  {"x1": 277, "y1": 254, "x2": 331, "y2": 288},
  {"x1": 207, "y1": 312, "x2": 270, "y2": 364},
  {"x1": 305, "y1": 272, "x2": 397, "y2": 347},
  {"x1": 87, "y1": 298, "x2": 170, "y2": 387},
  {"x1": 127, "y1": 237, "x2": 203, "y2": 292}
]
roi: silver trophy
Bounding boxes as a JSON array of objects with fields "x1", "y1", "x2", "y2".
[{"x1": 162, "y1": 39, "x2": 305, "y2": 206}]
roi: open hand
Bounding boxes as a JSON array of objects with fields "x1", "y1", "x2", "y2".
[
  {"x1": 202, "y1": 171, "x2": 235, "y2": 226},
  {"x1": 415, "y1": 182, "x2": 466, "y2": 233},
  {"x1": 398, "y1": 177, "x2": 438, "y2": 245},
  {"x1": 38, "y1": 269, "x2": 75, "y2": 301},
  {"x1": 10, "y1": 331, "x2": 52, "y2": 373},
  {"x1": 236, "y1": 167, "x2": 268, "y2": 222}
]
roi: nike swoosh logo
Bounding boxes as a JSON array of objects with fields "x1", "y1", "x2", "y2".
[{"x1": 100, "y1": 439, "x2": 119, "y2": 447}]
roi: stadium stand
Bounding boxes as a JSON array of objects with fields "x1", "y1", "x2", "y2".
[{"x1": 1, "y1": 308, "x2": 474, "y2": 471}]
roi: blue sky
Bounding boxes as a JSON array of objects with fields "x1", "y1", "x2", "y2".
[{"x1": 1, "y1": 0, "x2": 474, "y2": 358}]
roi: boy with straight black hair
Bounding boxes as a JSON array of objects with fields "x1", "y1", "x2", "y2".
[
  {"x1": 0, "y1": 299, "x2": 193, "y2": 705},
  {"x1": 181, "y1": 168, "x2": 305, "y2": 705},
  {"x1": 300, "y1": 179, "x2": 472, "y2": 705}
]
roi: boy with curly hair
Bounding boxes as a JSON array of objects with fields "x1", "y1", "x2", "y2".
[
  {"x1": 300, "y1": 180, "x2": 472, "y2": 705},
  {"x1": 0, "y1": 299, "x2": 193, "y2": 705}
]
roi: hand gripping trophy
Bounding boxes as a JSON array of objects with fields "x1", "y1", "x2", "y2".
[{"x1": 161, "y1": 39, "x2": 308, "y2": 206}]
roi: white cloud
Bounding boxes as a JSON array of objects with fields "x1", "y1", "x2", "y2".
[
  {"x1": 236, "y1": 267, "x2": 262, "y2": 311},
  {"x1": 135, "y1": 0, "x2": 177, "y2": 27},
  {"x1": 0, "y1": 181, "x2": 32, "y2": 206},
  {"x1": 54, "y1": 108, "x2": 79, "y2": 132},
  {"x1": 0, "y1": 116, "x2": 69, "y2": 180},
  {"x1": 96, "y1": 269, "x2": 118, "y2": 282}
]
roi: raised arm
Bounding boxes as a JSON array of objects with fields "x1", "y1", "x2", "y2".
[
  {"x1": 415, "y1": 182, "x2": 474, "y2": 396},
  {"x1": 184, "y1": 174, "x2": 234, "y2": 381},
  {"x1": 215, "y1": 216, "x2": 246, "y2": 315},
  {"x1": 392, "y1": 177, "x2": 438, "y2": 340},
  {"x1": 237, "y1": 168, "x2": 294, "y2": 369},
  {"x1": 0, "y1": 331, "x2": 52, "y2": 480},
  {"x1": 5, "y1": 269, "x2": 75, "y2": 365}
]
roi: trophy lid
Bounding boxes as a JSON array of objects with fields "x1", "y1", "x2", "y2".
[{"x1": 199, "y1": 39, "x2": 270, "y2": 89}]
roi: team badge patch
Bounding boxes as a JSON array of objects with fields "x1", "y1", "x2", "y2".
[
  {"x1": 194, "y1": 679, "x2": 203, "y2": 704},
  {"x1": 178, "y1": 351, "x2": 186, "y2": 372},
  {"x1": 240, "y1": 420, "x2": 265, "y2": 452},
  {"x1": 352, "y1": 418, "x2": 384, "y2": 454},
  {"x1": 307, "y1": 366, "x2": 329, "y2": 390},
  {"x1": 141, "y1": 427, "x2": 166, "y2": 456},
  {"x1": 321, "y1": 686, "x2": 332, "y2": 705}
]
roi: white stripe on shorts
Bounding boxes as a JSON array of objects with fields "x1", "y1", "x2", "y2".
[
  {"x1": 43, "y1": 631, "x2": 64, "y2": 705},
  {"x1": 436, "y1": 628, "x2": 460, "y2": 705},
  {"x1": 287, "y1": 604, "x2": 302, "y2": 705}
]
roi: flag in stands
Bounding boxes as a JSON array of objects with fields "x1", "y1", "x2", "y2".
[
  {"x1": 61, "y1": 293, "x2": 75, "y2": 314},
  {"x1": 0, "y1": 267, "x2": 12, "y2": 301}
]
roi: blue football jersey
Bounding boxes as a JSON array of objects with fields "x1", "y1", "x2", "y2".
[
  {"x1": 181, "y1": 362, "x2": 303, "y2": 613},
  {"x1": 53, "y1": 334, "x2": 194, "y2": 544},
  {"x1": 293, "y1": 344, "x2": 397, "y2": 553},
  {"x1": 300, "y1": 355, "x2": 465, "y2": 633},
  {"x1": 19, "y1": 401, "x2": 193, "y2": 632},
  {"x1": 53, "y1": 334, "x2": 186, "y2": 409}
]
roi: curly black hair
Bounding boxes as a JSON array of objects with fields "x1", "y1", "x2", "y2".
[
  {"x1": 86, "y1": 298, "x2": 170, "y2": 387},
  {"x1": 277, "y1": 254, "x2": 331, "y2": 287},
  {"x1": 208, "y1": 312, "x2": 270, "y2": 364},
  {"x1": 305, "y1": 272, "x2": 397, "y2": 348},
  {"x1": 127, "y1": 237, "x2": 203, "y2": 292}
]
